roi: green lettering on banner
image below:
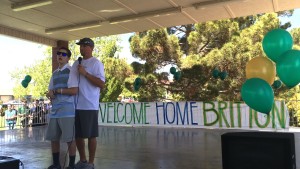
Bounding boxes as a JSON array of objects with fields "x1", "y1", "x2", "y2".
[
  {"x1": 279, "y1": 101, "x2": 286, "y2": 128},
  {"x1": 272, "y1": 101, "x2": 286, "y2": 129},
  {"x1": 144, "y1": 102, "x2": 150, "y2": 124},
  {"x1": 254, "y1": 111, "x2": 270, "y2": 128},
  {"x1": 99, "y1": 103, "x2": 106, "y2": 122},
  {"x1": 107, "y1": 102, "x2": 113, "y2": 123},
  {"x1": 229, "y1": 102, "x2": 235, "y2": 127},
  {"x1": 114, "y1": 102, "x2": 118, "y2": 123},
  {"x1": 132, "y1": 103, "x2": 143, "y2": 124},
  {"x1": 218, "y1": 101, "x2": 230, "y2": 128},
  {"x1": 117, "y1": 102, "x2": 124, "y2": 123},
  {"x1": 249, "y1": 108, "x2": 253, "y2": 128},
  {"x1": 124, "y1": 103, "x2": 133, "y2": 124},
  {"x1": 203, "y1": 101, "x2": 219, "y2": 126},
  {"x1": 235, "y1": 102, "x2": 242, "y2": 127}
]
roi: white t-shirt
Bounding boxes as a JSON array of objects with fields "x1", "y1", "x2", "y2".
[{"x1": 69, "y1": 57, "x2": 105, "y2": 110}]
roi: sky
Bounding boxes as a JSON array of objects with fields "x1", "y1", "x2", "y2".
[{"x1": 1, "y1": 9, "x2": 300, "y2": 93}]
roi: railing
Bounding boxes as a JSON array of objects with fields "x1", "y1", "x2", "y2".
[{"x1": 0, "y1": 103, "x2": 49, "y2": 130}]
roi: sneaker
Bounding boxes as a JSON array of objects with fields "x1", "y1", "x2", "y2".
[
  {"x1": 74, "y1": 161, "x2": 88, "y2": 169},
  {"x1": 82, "y1": 163, "x2": 94, "y2": 169},
  {"x1": 48, "y1": 164, "x2": 61, "y2": 169}
]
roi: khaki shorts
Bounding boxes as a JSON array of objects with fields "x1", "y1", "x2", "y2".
[{"x1": 45, "y1": 117, "x2": 75, "y2": 142}]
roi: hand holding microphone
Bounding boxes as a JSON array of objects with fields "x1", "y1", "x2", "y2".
[
  {"x1": 77, "y1": 57, "x2": 87, "y2": 77},
  {"x1": 78, "y1": 57, "x2": 82, "y2": 64}
]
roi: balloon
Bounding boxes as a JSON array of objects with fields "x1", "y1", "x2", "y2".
[
  {"x1": 170, "y1": 67, "x2": 176, "y2": 74},
  {"x1": 24, "y1": 75, "x2": 32, "y2": 83},
  {"x1": 219, "y1": 71, "x2": 228, "y2": 80},
  {"x1": 21, "y1": 80, "x2": 28, "y2": 88},
  {"x1": 276, "y1": 50, "x2": 300, "y2": 88},
  {"x1": 241, "y1": 78, "x2": 274, "y2": 114},
  {"x1": 135, "y1": 77, "x2": 142, "y2": 85},
  {"x1": 174, "y1": 71, "x2": 181, "y2": 81},
  {"x1": 272, "y1": 80, "x2": 282, "y2": 89},
  {"x1": 262, "y1": 29, "x2": 293, "y2": 62},
  {"x1": 134, "y1": 77, "x2": 142, "y2": 91},
  {"x1": 134, "y1": 83, "x2": 140, "y2": 91},
  {"x1": 212, "y1": 69, "x2": 219, "y2": 79},
  {"x1": 246, "y1": 57, "x2": 276, "y2": 85}
]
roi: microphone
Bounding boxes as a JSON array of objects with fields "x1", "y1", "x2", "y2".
[{"x1": 78, "y1": 57, "x2": 82, "y2": 64}]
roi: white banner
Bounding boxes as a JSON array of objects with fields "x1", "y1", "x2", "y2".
[{"x1": 99, "y1": 101, "x2": 289, "y2": 130}]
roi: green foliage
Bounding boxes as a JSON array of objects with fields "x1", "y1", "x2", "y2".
[
  {"x1": 188, "y1": 19, "x2": 240, "y2": 55},
  {"x1": 100, "y1": 57, "x2": 132, "y2": 102},
  {"x1": 290, "y1": 28, "x2": 300, "y2": 49},
  {"x1": 130, "y1": 29, "x2": 182, "y2": 68},
  {"x1": 128, "y1": 29, "x2": 183, "y2": 101},
  {"x1": 101, "y1": 77, "x2": 123, "y2": 102},
  {"x1": 131, "y1": 61, "x2": 144, "y2": 74},
  {"x1": 129, "y1": 11, "x2": 300, "y2": 108}
]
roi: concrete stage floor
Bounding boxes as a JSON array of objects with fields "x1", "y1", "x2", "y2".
[{"x1": 0, "y1": 126, "x2": 299, "y2": 169}]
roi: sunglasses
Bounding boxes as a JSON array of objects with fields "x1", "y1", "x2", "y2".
[{"x1": 57, "y1": 51, "x2": 68, "y2": 57}]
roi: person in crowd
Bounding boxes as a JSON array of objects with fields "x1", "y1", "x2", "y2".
[
  {"x1": 46, "y1": 47, "x2": 78, "y2": 169},
  {"x1": 18, "y1": 100, "x2": 30, "y2": 128},
  {"x1": 29, "y1": 99, "x2": 44, "y2": 126},
  {"x1": 70, "y1": 38, "x2": 105, "y2": 169},
  {"x1": 5, "y1": 104, "x2": 17, "y2": 129}
]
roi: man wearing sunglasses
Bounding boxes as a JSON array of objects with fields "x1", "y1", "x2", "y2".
[
  {"x1": 69, "y1": 37, "x2": 105, "y2": 169},
  {"x1": 46, "y1": 47, "x2": 78, "y2": 169}
]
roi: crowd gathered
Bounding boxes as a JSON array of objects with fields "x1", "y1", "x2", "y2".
[{"x1": 0, "y1": 99, "x2": 50, "y2": 129}]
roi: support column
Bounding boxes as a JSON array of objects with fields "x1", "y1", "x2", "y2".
[{"x1": 52, "y1": 40, "x2": 68, "y2": 72}]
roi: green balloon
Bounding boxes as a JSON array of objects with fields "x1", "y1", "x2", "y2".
[
  {"x1": 212, "y1": 69, "x2": 219, "y2": 79},
  {"x1": 262, "y1": 29, "x2": 293, "y2": 62},
  {"x1": 24, "y1": 75, "x2": 32, "y2": 83},
  {"x1": 134, "y1": 83, "x2": 140, "y2": 91},
  {"x1": 170, "y1": 67, "x2": 176, "y2": 74},
  {"x1": 219, "y1": 71, "x2": 228, "y2": 80},
  {"x1": 174, "y1": 71, "x2": 181, "y2": 81},
  {"x1": 276, "y1": 50, "x2": 300, "y2": 88},
  {"x1": 241, "y1": 78, "x2": 274, "y2": 114},
  {"x1": 21, "y1": 80, "x2": 28, "y2": 88},
  {"x1": 135, "y1": 77, "x2": 142, "y2": 85},
  {"x1": 272, "y1": 80, "x2": 282, "y2": 89}
]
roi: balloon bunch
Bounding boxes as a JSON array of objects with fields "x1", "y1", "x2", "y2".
[
  {"x1": 170, "y1": 66, "x2": 181, "y2": 81},
  {"x1": 262, "y1": 29, "x2": 300, "y2": 88},
  {"x1": 21, "y1": 75, "x2": 32, "y2": 88},
  {"x1": 133, "y1": 77, "x2": 142, "y2": 91},
  {"x1": 212, "y1": 69, "x2": 228, "y2": 80},
  {"x1": 242, "y1": 28, "x2": 294, "y2": 115}
]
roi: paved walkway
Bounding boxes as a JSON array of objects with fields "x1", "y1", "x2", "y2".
[{"x1": 0, "y1": 126, "x2": 299, "y2": 169}]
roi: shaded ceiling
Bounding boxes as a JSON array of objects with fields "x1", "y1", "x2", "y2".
[{"x1": 1, "y1": 0, "x2": 300, "y2": 47}]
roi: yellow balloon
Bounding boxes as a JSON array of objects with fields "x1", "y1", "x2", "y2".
[{"x1": 246, "y1": 57, "x2": 276, "y2": 85}]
